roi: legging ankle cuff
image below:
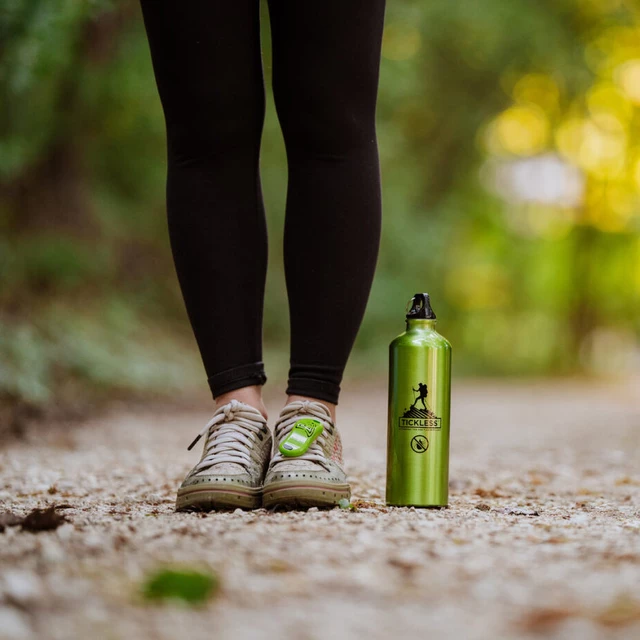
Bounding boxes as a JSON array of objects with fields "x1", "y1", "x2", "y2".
[
  {"x1": 286, "y1": 364, "x2": 342, "y2": 405},
  {"x1": 285, "y1": 378, "x2": 340, "y2": 405},
  {"x1": 208, "y1": 362, "x2": 267, "y2": 398}
]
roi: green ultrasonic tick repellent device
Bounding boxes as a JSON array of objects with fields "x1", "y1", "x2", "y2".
[
  {"x1": 386, "y1": 293, "x2": 452, "y2": 507},
  {"x1": 279, "y1": 419, "x2": 324, "y2": 457}
]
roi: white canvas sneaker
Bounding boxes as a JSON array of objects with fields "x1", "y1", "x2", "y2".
[
  {"x1": 262, "y1": 400, "x2": 350, "y2": 509},
  {"x1": 176, "y1": 400, "x2": 271, "y2": 511}
]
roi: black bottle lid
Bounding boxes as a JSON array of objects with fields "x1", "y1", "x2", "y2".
[{"x1": 406, "y1": 293, "x2": 436, "y2": 320}]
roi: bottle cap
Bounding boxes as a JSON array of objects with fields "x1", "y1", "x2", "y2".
[{"x1": 406, "y1": 293, "x2": 436, "y2": 320}]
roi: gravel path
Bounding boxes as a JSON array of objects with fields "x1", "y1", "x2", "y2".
[{"x1": 1, "y1": 379, "x2": 639, "y2": 640}]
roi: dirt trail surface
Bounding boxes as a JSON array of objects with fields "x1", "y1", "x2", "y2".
[{"x1": 1, "y1": 380, "x2": 639, "y2": 640}]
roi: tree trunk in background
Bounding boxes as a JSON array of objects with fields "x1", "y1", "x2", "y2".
[
  {"x1": 4, "y1": 141, "x2": 91, "y2": 235},
  {"x1": 1, "y1": 2, "x2": 136, "y2": 236}
]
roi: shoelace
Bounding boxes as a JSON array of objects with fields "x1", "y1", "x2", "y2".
[
  {"x1": 187, "y1": 400, "x2": 267, "y2": 474},
  {"x1": 271, "y1": 400, "x2": 335, "y2": 471}
]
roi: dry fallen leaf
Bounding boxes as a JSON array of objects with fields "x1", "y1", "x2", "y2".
[
  {"x1": 600, "y1": 552, "x2": 640, "y2": 565},
  {"x1": 517, "y1": 596, "x2": 640, "y2": 632},
  {"x1": 351, "y1": 500, "x2": 387, "y2": 511},
  {"x1": 21, "y1": 506, "x2": 68, "y2": 532},
  {"x1": 387, "y1": 556, "x2": 415, "y2": 574},
  {"x1": 593, "y1": 594, "x2": 640, "y2": 628},
  {"x1": 577, "y1": 488, "x2": 599, "y2": 496},
  {"x1": 474, "y1": 488, "x2": 506, "y2": 498},
  {"x1": 615, "y1": 476, "x2": 639, "y2": 487},
  {"x1": 527, "y1": 472, "x2": 551, "y2": 486},
  {"x1": 517, "y1": 607, "x2": 576, "y2": 633},
  {"x1": 261, "y1": 559, "x2": 294, "y2": 574}
]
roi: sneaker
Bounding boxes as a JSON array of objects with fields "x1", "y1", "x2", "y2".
[
  {"x1": 262, "y1": 400, "x2": 350, "y2": 509},
  {"x1": 176, "y1": 400, "x2": 271, "y2": 511}
]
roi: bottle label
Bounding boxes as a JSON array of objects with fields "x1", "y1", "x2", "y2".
[{"x1": 398, "y1": 381, "x2": 442, "y2": 430}]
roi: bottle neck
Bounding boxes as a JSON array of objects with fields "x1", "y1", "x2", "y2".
[{"x1": 406, "y1": 318, "x2": 437, "y2": 331}]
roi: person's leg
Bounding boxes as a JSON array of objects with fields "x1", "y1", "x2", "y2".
[
  {"x1": 261, "y1": 1, "x2": 385, "y2": 509},
  {"x1": 268, "y1": 1, "x2": 386, "y2": 414},
  {"x1": 140, "y1": 0, "x2": 268, "y2": 418}
]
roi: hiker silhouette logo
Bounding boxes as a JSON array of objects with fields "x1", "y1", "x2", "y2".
[{"x1": 399, "y1": 382, "x2": 441, "y2": 430}]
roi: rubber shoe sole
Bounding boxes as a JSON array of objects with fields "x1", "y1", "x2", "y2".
[
  {"x1": 262, "y1": 480, "x2": 350, "y2": 510},
  {"x1": 176, "y1": 484, "x2": 261, "y2": 511}
]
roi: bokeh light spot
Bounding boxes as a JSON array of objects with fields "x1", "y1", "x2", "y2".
[
  {"x1": 487, "y1": 105, "x2": 549, "y2": 156},
  {"x1": 616, "y1": 59, "x2": 640, "y2": 104},
  {"x1": 634, "y1": 157, "x2": 640, "y2": 191},
  {"x1": 587, "y1": 83, "x2": 633, "y2": 125},
  {"x1": 556, "y1": 118, "x2": 627, "y2": 177},
  {"x1": 579, "y1": 121, "x2": 626, "y2": 177}
]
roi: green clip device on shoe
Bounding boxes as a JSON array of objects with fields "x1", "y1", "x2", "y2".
[{"x1": 279, "y1": 419, "x2": 323, "y2": 457}]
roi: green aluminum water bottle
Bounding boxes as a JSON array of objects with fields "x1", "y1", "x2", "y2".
[{"x1": 386, "y1": 293, "x2": 452, "y2": 507}]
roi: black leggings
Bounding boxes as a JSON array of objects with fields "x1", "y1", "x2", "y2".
[{"x1": 140, "y1": 1, "x2": 385, "y2": 405}]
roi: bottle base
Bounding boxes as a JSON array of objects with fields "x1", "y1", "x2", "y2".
[{"x1": 386, "y1": 503, "x2": 448, "y2": 509}]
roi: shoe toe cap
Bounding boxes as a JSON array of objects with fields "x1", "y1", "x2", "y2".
[
  {"x1": 180, "y1": 472, "x2": 259, "y2": 490},
  {"x1": 264, "y1": 465, "x2": 346, "y2": 487}
]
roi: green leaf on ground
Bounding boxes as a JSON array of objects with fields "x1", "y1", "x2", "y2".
[
  {"x1": 141, "y1": 568, "x2": 219, "y2": 605},
  {"x1": 338, "y1": 498, "x2": 356, "y2": 511}
]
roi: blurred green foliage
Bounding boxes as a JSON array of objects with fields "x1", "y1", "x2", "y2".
[{"x1": 1, "y1": 0, "x2": 639, "y2": 409}]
